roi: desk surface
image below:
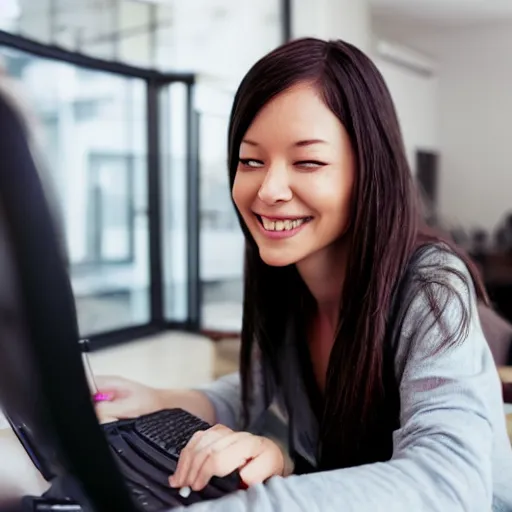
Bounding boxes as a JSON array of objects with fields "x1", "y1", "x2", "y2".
[
  {"x1": 499, "y1": 366, "x2": 512, "y2": 383},
  {"x1": 497, "y1": 367, "x2": 512, "y2": 443}
]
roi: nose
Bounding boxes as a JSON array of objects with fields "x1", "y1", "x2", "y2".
[{"x1": 257, "y1": 164, "x2": 293, "y2": 205}]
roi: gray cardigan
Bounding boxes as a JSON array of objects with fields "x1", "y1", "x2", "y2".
[{"x1": 183, "y1": 248, "x2": 512, "y2": 511}]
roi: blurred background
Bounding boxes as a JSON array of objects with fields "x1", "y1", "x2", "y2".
[{"x1": 1, "y1": 0, "x2": 512, "y2": 384}]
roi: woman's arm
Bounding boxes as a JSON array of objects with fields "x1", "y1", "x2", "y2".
[
  {"x1": 94, "y1": 376, "x2": 219, "y2": 425},
  {"x1": 191, "y1": 372, "x2": 243, "y2": 429},
  {"x1": 193, "y1": 349, "x2": 268, "y2": 430},
  {"x1": 144, "y1": 372, "x2": 241, "y2": 427},
  {"x1": 156, "y1": 388, "x2": 218, "y2": 425},
  {"x1": 179, "y1": 255, "x2": 500, "y2": 512},
  {"x1": 96, "y1": 351, "x2": 266, "y2": 430},
  {"x1": 95, "y1": 373, "x2": 244, "y2": 427}
]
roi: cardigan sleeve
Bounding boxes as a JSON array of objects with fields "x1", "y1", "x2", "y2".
[{"x1": 196, "y1": 349, "x2": 268, "y2": 431}]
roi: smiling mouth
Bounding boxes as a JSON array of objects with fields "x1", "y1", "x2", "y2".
[{"x1": 256, "y1": 214, "x2": 313, "y2": 232}]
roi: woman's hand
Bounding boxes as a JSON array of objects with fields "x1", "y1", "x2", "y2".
[
  {"x1": 169, "y1": 424, "x2": 285, "y2": 491},
  {"x1": 93, "y1": 376, "x2": 165, "y2": 423}
]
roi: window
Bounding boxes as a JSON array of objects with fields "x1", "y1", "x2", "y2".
[
  {"x1": 0, "y1": 47, "x2": 151, "y2": 336},
  {"x1": 160, "y1": 82, "x2": 190, "y2": 323}
]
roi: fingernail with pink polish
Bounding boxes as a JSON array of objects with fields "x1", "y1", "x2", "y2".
[{"x1": 93, "y1": 392, "x2": 113, "y2": 402}]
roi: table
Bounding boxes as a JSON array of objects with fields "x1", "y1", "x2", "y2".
[{"x1": 498, "y1": 367, "x2": 512, "y2": 442}]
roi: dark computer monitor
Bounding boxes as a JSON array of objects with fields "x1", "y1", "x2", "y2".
[{"x1": 0, "y1": 90, "x2": 137, "y2": 511}]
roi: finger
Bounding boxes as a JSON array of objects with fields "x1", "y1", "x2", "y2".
[
  {"x1": 172, "y1": 425, "x2": 230, "y2": 486},
  {"x1": 171, "y1": 425, "x2": 230, "y2": 487},
  {"x1": 93, "y1": 392, "x2": 114, "y2": 403},
  {"x1": 170, "y1": 430, "x2": 206, "y2": 487},
  {"x1": 239, "y1": 444, "x2": 283, "y2": 486},
  {"x1": 98, "y1": 414, "x2": 118, "y2": 425},
  {"x1": 94, "y1": 399, "x2": 131, "y2": 421},
  {"x1": 192, "y1": 434, "x2": 263, "y2": 491},
  {"x1": 186, "y1": 432, "x2": 252, "y2": 490}
]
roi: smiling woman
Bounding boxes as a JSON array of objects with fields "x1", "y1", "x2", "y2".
[{"x1": 95, "y1": 37, "x2": 512, "y2": 512}]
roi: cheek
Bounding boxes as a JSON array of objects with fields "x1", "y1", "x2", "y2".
[
  {"x1": 231, "y1": 174, "x2": 254, "y2": 224},
  {"x1": 232, "y1": 174, "x2": 254, "y2": 218},
  {"x1": 232, "y1": 177, "x2": 259, "y2": 239},
  {"x1": 316, "y1": 173, "x2": 354, "y2": 229},
  {"x1": 231, "y1": 175, "x2": 244, "y2": 212}
]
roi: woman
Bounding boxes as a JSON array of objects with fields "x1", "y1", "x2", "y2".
[{"x1": 96, "y1": 38, "x2": 512, "y2": 511}]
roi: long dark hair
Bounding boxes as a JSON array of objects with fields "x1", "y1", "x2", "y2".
[{"x1": 227, "y1": 38, "x2": 488, "y2": 470}]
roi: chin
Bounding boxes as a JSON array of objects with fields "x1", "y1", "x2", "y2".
[{"x1": 258, "y1": 248, "x2": 300, "y2": 267}]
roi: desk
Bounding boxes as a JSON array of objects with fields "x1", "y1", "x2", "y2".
[
  {"x1": 498, "y1": 367, "x2": 512, "y2": 442},
  {"x1": 499, "y1": 366, "x2": 512, "y2": 383}
]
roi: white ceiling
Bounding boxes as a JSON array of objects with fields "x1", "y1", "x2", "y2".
[{"x1": 370, "y1": 0, "x2": 512, "y2": 26}]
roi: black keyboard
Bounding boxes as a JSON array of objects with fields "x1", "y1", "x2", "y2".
[
  {"x1": 25, "y1": 410, "x2": 242, "y2": 512},
  {"x1": 125, "y1": 480, "x2": 169, "y2": 512},
  {"x1": 134, "y1": 409, "x2": 211, "y2": 459},
  {"x1": 132, "y1": 409, "x2": 243, "y2": 495}
]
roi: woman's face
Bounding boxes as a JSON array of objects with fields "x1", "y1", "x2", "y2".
[{"x1": 232, "y1": 83, "x2": 356, "y2": 267}]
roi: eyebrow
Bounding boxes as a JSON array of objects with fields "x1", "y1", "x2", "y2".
[{"x1": 241, "y1": 138, "x2": 327, "y2": 148}]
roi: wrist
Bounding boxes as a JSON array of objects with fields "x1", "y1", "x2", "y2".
[
  {"x1": 155, "y1": 388, "x2": 175, "y2": 411},
  {"x1": 269, "y1": 437, "x2": 294, "y2": 477},
  {"x1": 280, "y1": 449, "x2": 295, "y2": 477},
  {"x1": 154, "y1": 389, "x2": 217, "y2": 425}
]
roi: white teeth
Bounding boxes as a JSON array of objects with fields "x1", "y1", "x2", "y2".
[
  {"x1": 261, "y1": 218, "x2": 275, "y2": 230},
  {"x1": 261, "y1": 217, "x2": 307, "y2": 232}
]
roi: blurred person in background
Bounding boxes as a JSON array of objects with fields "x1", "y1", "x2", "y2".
[{"x1": 95, "y1": 38, "x2": 512, "y2": 512}]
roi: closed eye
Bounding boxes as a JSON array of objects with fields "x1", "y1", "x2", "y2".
[
  {"x1": 239, "y1": 158, "x2": 264, "y2": 169},
  {"x1": 295, "y1": 160, "x2": 327, "y2": 170}
]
